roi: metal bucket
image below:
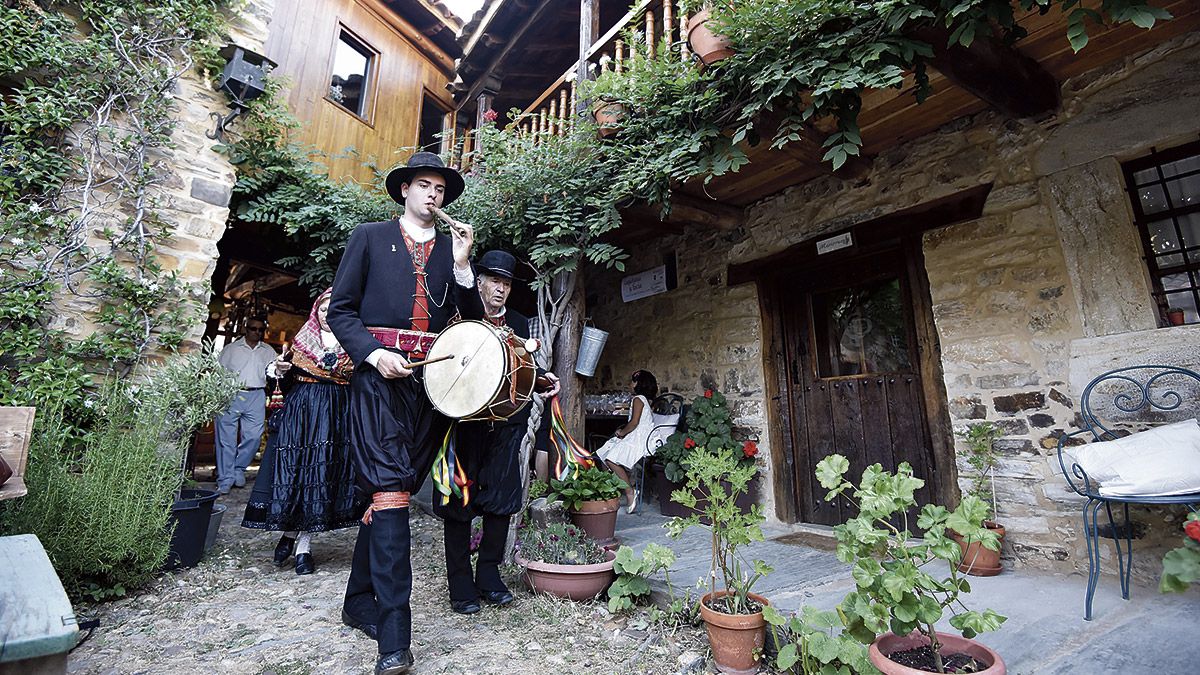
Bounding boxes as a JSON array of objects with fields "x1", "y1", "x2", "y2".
[{"x1": 574, "y1": 326, "x2": 609, "y2": 377}]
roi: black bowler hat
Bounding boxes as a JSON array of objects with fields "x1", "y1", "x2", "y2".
[
  {"x1": 475, "y1": 250, "x2": 521, "y2": 281},
  {"x1": 385, "y1": 151, "x2": 465, "y2": 206}
]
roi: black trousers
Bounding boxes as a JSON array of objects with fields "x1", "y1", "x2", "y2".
[
  {"x1": 345, "y1": 510, "x2": 410, "y2": 654},
  {"x1": 444, "y1": 514, "x2": 510, "y2": 601},
  {"x1": 342, "y1": 363, "x2": 446, "y2": 654}
]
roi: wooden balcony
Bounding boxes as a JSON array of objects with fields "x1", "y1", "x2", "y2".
[{"x1": 462, "y1": 0, "x2": 1200, "y2": 237}]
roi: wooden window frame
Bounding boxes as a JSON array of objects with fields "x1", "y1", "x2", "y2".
[
  {"x1": 325, "y1": 23, "x2": 380, "y2": 126},
  {"x1": 1122, "y1": 139, "x2": 1200, "y2": 327},
  {"x1": 417, "y1": 88, "x2": 451, "y2": 155}
]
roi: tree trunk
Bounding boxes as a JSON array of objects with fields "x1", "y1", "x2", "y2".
[{"x1": 552, "y1": 266, "x2": 586, "y2": 440}]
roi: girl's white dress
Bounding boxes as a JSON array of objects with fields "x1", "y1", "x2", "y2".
[{"x1": 597, "y1": 395, "x2": 655, "y2": 468}]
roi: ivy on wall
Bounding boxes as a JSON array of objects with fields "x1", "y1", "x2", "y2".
[{"x1": 0, "y1": 0, "x2": 231, "y2": 425}]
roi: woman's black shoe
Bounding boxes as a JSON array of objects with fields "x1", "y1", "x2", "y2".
[
  {"x1": 273, "y1": 535, "x2": 296, "y2": 567},
  {"x1": 294, "y1": 552, "x2": 315, "y2": 575}
]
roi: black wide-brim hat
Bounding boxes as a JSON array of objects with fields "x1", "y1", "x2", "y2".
[
  {"x1": 476, "y1": 250, "x2": 522, "y2": 281},
  {"x1": 385, "y1": 151, "x2": 465, "y2": 206}
]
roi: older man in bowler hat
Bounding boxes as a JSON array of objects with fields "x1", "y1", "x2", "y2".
[
  {"x1": 433, "y1": 250, "x2": 559, "y2": 615},
  {"x1": 327, "y1": 151, "x2": 484, "y2": 675}
]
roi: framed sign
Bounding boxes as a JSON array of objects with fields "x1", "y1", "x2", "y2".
[{"x1": 621, "y1": 265, "x2": 669, "y2": 302}]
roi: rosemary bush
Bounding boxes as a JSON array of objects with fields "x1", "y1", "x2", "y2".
[{"x1": 1, "y1": 345, "x2": 240, "y2": 601}]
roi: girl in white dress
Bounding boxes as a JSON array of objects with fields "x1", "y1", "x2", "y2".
[{"x1": 597, "y1": 370, "x2": 658, "y2": 513}]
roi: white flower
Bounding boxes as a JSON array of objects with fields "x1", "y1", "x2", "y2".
[
  {"x1": 11, "y1": 237, "x2": 23, "y2": 246},
  {"x1": 84, "y1": 399, "x2": 95, "y2": 409},
  {"x1": 28, "y1": 202, "x2": 42, "y2": 213}
]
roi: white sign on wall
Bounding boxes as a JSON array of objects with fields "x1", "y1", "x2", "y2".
[
  {"x1": 621, "y1": 265, "x2": 669, "y2": 302},
  {"x1": 816, "y1": 231, "x2": 853, "y2": 255}
]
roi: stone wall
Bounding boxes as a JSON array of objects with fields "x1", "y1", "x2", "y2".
[
  {"x1": 51, "y1": 2, "x2": 273, "y2": 352},
  {"x1": 587, "y1": 31, "x2": 1200, "y2": 580}
]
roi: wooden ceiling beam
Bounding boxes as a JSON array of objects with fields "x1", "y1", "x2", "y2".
[{"x1": 913, "y1": 26, "x2": 1060, "y2": 118}]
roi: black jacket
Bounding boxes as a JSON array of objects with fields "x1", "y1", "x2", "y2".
[{"x1": 327, "y1": 220, "x2": 483, "y2": 364}]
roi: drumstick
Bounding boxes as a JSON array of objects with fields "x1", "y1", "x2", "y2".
[
  {"x1": 407, "y1": 354, "x2": 454, "y2": 369},
  {"x1": 430, "y1": 206, "x2": 469, "y2": 238}
]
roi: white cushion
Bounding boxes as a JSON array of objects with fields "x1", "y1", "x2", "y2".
[
  {"x1": 1071, "y1": 418, "x2": 1200, "y2": 497},
  {"x1": 646, "y1": 413, "x2": 680, "y2": 450}
]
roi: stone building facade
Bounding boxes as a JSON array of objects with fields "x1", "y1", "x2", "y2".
[{"x1": 586, "y1": 32, "x2": 1200, "y2": 581}]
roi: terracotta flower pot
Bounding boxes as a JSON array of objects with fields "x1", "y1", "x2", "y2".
[
  {"x1": 569, "y1": 497, "x2": 619, "y2": 544},
  {"x1": 699, "y1": 590, "x2": 769, "y2": 675},
  {"x1": 869, "y1": 631, "x2": 1005, "y2": 674},
  {"x1": 949, "y1": 521, "x2": 1005, "y2": 577},
  {"x1": 517, "y1": 549, "x2": 616, "y2": 601},
  {"x1": 686, "y1": 8, "x2": 734, "y2": 67},
  {"x1": 1167, "y1": 309, "x2": 1186, "y2": 326},
  {"x1": 591, "y1": 100, "x2": 626, "y2": 139}
]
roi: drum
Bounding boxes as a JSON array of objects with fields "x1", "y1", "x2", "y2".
[{"x1": 423, "y1": 320, "x2": 538, "y2": 421}]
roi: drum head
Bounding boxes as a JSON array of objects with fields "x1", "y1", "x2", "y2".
[{"x1": 424, "y1": 321, "x2": 506, "y2": 418}]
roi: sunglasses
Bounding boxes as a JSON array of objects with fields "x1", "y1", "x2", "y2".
[{"x1": 246, "y1": 326, "x2": 265, "y2": 332}]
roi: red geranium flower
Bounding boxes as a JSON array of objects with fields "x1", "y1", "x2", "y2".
[
  {"x1": 683, "y1": 437, "x2": 696, "y2": 449},
  {"x1": 704, "y1": 389, "x2": 713, "y2": 398},
  {"x1": 1185, "y1": 519, "x2": 1200, "y2": 543},
  {"x1": 482, "y1": 108, "x2": 498, "y2": 122},
  {"x1": 742, "y1": 440, "x2": 758, "y2": 458}
]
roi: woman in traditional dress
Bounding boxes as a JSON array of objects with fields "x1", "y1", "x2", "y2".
[
  {"x1": 596, "y1": 369, "x2": 659, "y2": 513},
  {"x1": 242, "y1": 288, "x2": 363, "y2": 574}
]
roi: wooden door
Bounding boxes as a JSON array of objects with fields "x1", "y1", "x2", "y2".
[{"x1": 774, "y1": 246, "x2": 939, "y2": 526}]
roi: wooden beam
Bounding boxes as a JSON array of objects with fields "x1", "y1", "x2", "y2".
[
  {"x1": 727, "y1": 183, "x2": 993, "y2": 286},
  {"x1": 666, "y1": 192, "x2": 744, "y2": 230},
  {"x1": 455, "y1": 0, "x2": 559, "y2": 112},
  {"x1": 913, "y1": 26, "x2": 1060, "y2": 118},
  {"x1": 358, "y1": 0, "x2": 455, "y2": 75}
]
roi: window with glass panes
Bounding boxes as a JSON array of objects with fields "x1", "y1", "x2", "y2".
[{"x1": 1123, "y1": 140, "x2": 1200, "y2": 326}]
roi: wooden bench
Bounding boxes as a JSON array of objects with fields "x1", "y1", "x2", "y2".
[
  {"x1": 0, "y1": 406, "x2": 34, "y2": 502},
  {"x1": 1056, "y1": 365, "x2": 1200, "y2": 620}
]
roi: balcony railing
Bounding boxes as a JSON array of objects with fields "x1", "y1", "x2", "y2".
[{"x1": 516, "y1": 0, "x2": 692, "y2": 136}]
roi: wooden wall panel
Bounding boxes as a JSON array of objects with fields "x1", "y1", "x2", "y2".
[{"x1": 265, "y1": 0, "x2": 455, "y2": 185}]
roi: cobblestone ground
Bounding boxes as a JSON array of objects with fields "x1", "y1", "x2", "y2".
[{"x1": 66, "y1": 484, "x2": 712, "y2": 675}]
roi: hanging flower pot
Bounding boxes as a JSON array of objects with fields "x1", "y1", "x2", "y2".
[
  {"x1": 590, "y1": 100, "x2": 626, "y2": 139},
  {"x1": 699, "y1": 590, "x2": 769, "y2": 675},
  {"x1": 686, "y1": 8, "x2": 734, "y2": 67},
  {"x1": 869, "y1": 631, "x2": 1006, "y2": 674}
]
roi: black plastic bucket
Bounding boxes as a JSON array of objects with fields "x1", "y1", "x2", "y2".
[{"x1": 165, "y1": 488, "x2": 219, "y2": 570}]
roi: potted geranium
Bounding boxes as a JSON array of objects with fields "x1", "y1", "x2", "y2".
[
  {"x1": 816, "y1": 454, "x2": 1007, "y2": 674},
  {"x1": 667, "y1": 446, "x2": 773, "y2": 674},
  {"x1": 548, "y1": 465, "x2": 626, "y2": 543},
  {"x1": 950, "y1": 422, "x2": 1006, "y2": 576},
  {"x1": 653, "y1": 388, "x2": 759, "y2": 517},
  {"x1": 516, "y1": 522, "x2": 616, "y2": 600}
]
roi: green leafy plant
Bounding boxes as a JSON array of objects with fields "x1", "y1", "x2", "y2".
[
  {"x1": 655, "y1": 388, "x2": 756, "y2": 482},
  {"x1": 0, "y1": 344, "x2": 240, "y2": 600},
  {"x1": 607, "y1": 542, "x2": 677, "y2": 613},
  {"x1": 763, "y1": 605, "x2": 874, "y2": 675},
  {"x1": 816, "y1": 454, "x2": 1006, "y2": 674},
  {"x1": 956, "y1": 421, "x2": 1002, "y2": 519},
  {"x1": 548, "y1": 465, "x2": 627, "y2": 511},
  {"x1": 517, "y1": 521, "x2": 607, "y2": 566},
  {"x1": 666, "y1": 446, "x2": 772, "y2": 615},
  {"x1": 528, "y1": 478, "x2": 550, "y2": 501},
  {"x1": 1160, "y1": 512, "x2": 1200, "y2": 593}
]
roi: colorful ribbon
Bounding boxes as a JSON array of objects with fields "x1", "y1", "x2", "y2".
[
  {"x1": 549, "y1": 395, "x2": 594, "y2": 480},
  {"x1": 431, "y1": 422, "x2": 472, "y2": 507}
]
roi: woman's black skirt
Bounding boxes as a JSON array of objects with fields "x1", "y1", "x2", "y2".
[{"x1": 242, "y1": 381, "x2": 364, "y2": 532}]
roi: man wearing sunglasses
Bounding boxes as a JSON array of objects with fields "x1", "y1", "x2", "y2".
[{"x1": 215, "y1": 317, "x2": 279, "y2": 495}]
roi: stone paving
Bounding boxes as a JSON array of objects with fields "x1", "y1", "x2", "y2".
[
  {"x1": 65, "y1": 481, "x2": 708, "y2": 675},
  {"x1": 616, "y1": 494, "x2": 1200, "y2": 675}
]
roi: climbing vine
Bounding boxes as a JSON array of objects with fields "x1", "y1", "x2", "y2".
[{"x1": 0, "y1": 0, "x2": 231, "y2": 425}]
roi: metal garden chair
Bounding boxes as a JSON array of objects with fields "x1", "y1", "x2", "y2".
[{"x1": 1055, "y1": 365, "x2": 1200, "y2": 620}]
